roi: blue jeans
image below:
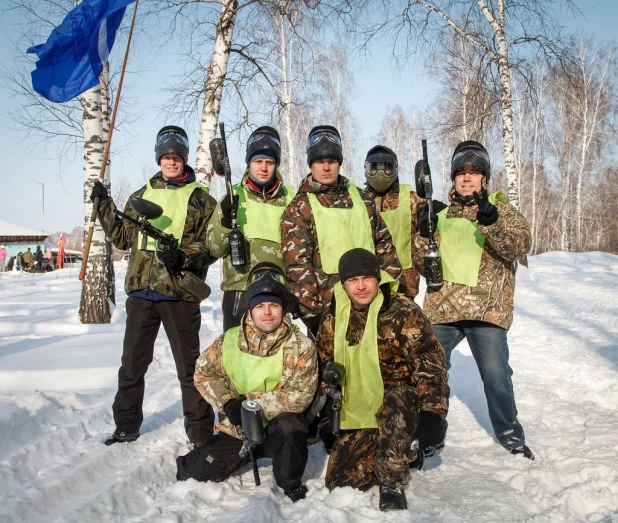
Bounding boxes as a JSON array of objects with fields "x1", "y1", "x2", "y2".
[{"x1": 433, "y1": 321, "x2": 525, "y2": 448}]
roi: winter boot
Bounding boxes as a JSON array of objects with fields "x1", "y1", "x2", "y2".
[
  {"x1": 379, "y1": 483, "x2": 408, "y2": 511},
  {"x1": 508, "y1": 444, "x2": 534, "y2": 460},
  {"x1": 284, "y1": 483, "x2": 308, "y2": 502},
  {"x1": 104, "y1": 430, "x2": 140, "y2": 446}
]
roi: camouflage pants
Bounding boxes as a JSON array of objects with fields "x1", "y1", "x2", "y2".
[{"x1": 325, "y1": 386, "x2": 420, "y2": 491}]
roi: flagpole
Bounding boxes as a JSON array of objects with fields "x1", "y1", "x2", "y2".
[{"x1": 79, "y1": 0, "x2": 140, "y2": 281}]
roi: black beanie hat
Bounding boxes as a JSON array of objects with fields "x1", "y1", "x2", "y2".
[{"x1": 338, "y1": 248, "x2": 380, "y2": 283}]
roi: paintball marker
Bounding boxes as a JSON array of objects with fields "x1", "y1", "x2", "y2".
[
  {"x1": 115, "y1": 196, "x2": 211, "y2": 301},
  {"x1": 323, "y1": 362, "x2": 345, "y2": 436},
  {"x1": 209, "y1": 123, "x2": 247, "y2": 267},
  {"x1": 415, "y1": 140, "x2": 443, "y2": 292},
  {"x1": 239, "y1": 400, "x2": 265, "y2": 486}
]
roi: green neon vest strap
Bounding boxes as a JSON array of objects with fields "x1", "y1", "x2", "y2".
[
  {"x1": 333, "y1": 271, "x2": 398, "y2": 430},
  {"x1": 378, "y1": 184, "x2": 412, "y2": 269},
  {"x1": 307, "y1": 182, "x2": 374, "y2": 274},
  {"x1": 437, "y1": 192, "x2": 506, "y2": 287},
  {"x1": 221, "y1": 326, "x2": 285, "y2": 395},
  {"x1": 234, "y1": 184, "x2": 294, "y2": 243},
  {"x1": 139, "y1": 181, "x2": 207, "y2": 251}
]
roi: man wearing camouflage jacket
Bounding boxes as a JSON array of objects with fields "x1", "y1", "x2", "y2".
[
  {"x1": 93, "y1": 126, "x2": 216, "y2": 447},
  {"x1": 316, "y1": 248, "x2": 449, "y2": 511},
  {"x1": 206, "y1": 126, "x2": 294, "y2": 331},
  {"x1": 281, "y1": 125, "x2": 402, "y2": 338},
  {"x1": 414, "y1": 140, "x2": 533, "y2": 459},
  {"x1": 361, "y1": 145, "x2": 424, "y2": 299},
  {"x1": 176, "y1": 263, "x2": 318, "y2": 502}
]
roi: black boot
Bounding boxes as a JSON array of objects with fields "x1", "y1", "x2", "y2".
[
  {"x1": 104, "y1": 430, "x2": 140, "y2": 446},
  {"x1": 284, "y1": 483, "x2": 308, "y2": 502},
  {"x1": 508, "y1": 444, "x2": 534, "y2": 460},
  {"x1": 379, "y1": 483, "x2": 407, "y2": 511}
]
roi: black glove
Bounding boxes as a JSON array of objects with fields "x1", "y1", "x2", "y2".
[
  {"x1": 90, "y1": 181, "x2": 109, "y2": 203},
  {"x1": 473, "y1": 191, "x2": 499, "y2": 226},
  {"x1": 223, "y1": 395, "x2": 246, "y2": 426},
  {"x1": 221, "y1": 194, "x2": 240, "y2": 229},
  {"x1": 158, "y1": 248, "x2": 186, "y2": 271},
  {"x1": 303, "y1": 315, "x2": 321, "y2": 338},
  {"x1": 415, "y1": 412, "x2": 446, "y2": 457},
  {"x1": 417, "y1": 200, "x2": 447, "y2": 237}
]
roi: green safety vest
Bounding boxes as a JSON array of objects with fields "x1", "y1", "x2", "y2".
[
  {"x1": 234, "y1": 184, "x2": 295, "y2": 243},
  {"x1": 307, "y1": 182, "x2": 374, "y2": 274},
  {"x1": 221, "y1": 326, "x2": 285, "y2": 395},
  {"x1": 378, "y1": 184, "x2": 412, "y2": 269},
  {"x1": 139, "y1": 181, "x2": 208, "y2": 251},
  {"x1": 437, "y1": 192, "x2": 508, "y2": 287},
  {"x1": 333, "y1": 271, "x2": 399, "y2": 430}
]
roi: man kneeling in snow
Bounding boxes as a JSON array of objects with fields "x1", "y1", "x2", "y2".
[
  {"x1": 176, "y1": 263, "x2": 318, "y2": 502},
  {"x1": 316, "y1": 248, "x2": 449, "y2": 511}
]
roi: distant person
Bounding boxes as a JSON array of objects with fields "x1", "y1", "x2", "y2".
[
  {"x1": 0, "y1": 245, "x2": 7, "y2": 272},
  {"x1": 44, "y1": 248, "x2": 55, "y2": 270},
  {"x1": 15, "y1": 252, "x2": 24, "y2": 271},
  {"x1": 22, "y1": 248, "x2": 34, "y2": 270},
  {"x1": 34, "y1": 246, "x2": 44, "y2": 265},
  {"x1": 413, "y1": 140, "x2": 533, "y2": 459}
]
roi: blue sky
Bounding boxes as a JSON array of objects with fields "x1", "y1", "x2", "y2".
[{"x1": 0, "y1": 0, "x2": 616, "y2": 234}]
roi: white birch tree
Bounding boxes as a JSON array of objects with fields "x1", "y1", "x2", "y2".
[
  {"x1": 365, "y1": 0, "x2": 579, "y2": 210},
  {"x1": 79, "y1": 63, "x2": 115, "y2": 324}
]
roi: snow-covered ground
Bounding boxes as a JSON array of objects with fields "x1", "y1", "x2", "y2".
[{"x1": 1, "y1": 253, "x2": 617, "y2": 522}]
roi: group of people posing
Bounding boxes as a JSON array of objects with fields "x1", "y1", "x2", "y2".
[{"x1": 91, "y1": 123, "x2": 533, "y2": 512}]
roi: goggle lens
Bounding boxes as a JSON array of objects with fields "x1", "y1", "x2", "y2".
[
  {"x1": 248, "y1": 270, "x2": 287, "y2": 286},
  {"x1": 248, "y1": 132, "x2": 281, "y2": 147},
  {"x1": 306, "y1": 130, "x2": 342, "y2": 151},
  {"x1": 156, "y1": 132, "x2": 189, "y2": 148}
]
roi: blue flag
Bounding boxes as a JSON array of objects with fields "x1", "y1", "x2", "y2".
[{"x1": 27, "y1": 0, "x2": 136, "y2": 103}]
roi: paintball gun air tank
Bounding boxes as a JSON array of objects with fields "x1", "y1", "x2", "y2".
[
  {"x1": 323, "y1": 362, "x2": 345, "y2": 435},
  {"x1": 219, "y1": 122, "x2": 247, "y2": 267},
  {"x1": 240, "y1": 400, "x2": 265, "y2": 486},
  {"x1": 420, "y1": 139, "x2": 443, "y2": 291}
]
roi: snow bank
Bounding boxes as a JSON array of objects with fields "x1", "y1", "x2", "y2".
[{"x1": 0, "y1": 254, "x2": 617, "y2": 522}]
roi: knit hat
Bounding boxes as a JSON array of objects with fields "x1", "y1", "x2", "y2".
[
  {"x1": 249, "y1": 293, "x2": 284, "y2": 311},
  {"x1": 338, "y1": 248, "x2": 380, "y2": 283}
]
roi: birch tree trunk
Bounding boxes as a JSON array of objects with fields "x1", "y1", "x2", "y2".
[
  {"x1": 79, "y1": 63, "x2": 114, "y2": 324},
  {"x1": 194, "y1": 0, "x2": 238, "y2": 184},
  {"x1": 478, "y1": 0, "x2": 519, "y2": 208}
]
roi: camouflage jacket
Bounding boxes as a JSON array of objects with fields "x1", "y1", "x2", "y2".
[
  {"x1": 194, "y1": 313, "x2": 318, "y2": 440},
  {"x1": 205, "y1": 168, "x2": 290, "y2": 291},
  {"x1": 413, "y1": 188, "x2": 531, "y2": 330},
  {"x1": 22, "y1": 251, "x2": 34, "y2": 264},
  {"x1": 315, "y1": 289, "x2": 449, "y2": 419},
  {"x1": 361, "y1": 182, "x2": 423, "y2": 299},
  {"x1": 281, "y1": 174, "x2": 402, "y2": 320},
  {"x1": 98, "y1": 169, "x2": 217, "y2": 302}
]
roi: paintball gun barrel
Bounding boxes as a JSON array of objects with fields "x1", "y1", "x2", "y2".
[{"x1": 240, "y1": 400, "x2": 265, "y2": 486}]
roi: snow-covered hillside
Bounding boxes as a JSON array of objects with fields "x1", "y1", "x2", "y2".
[{"x1": 1, "y1": 253, "x2": 617, "y2": 522}]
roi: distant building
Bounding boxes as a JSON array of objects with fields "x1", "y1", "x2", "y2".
[{"x1": 0, "y1": 220, "x2": 47, "y2": 260}]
